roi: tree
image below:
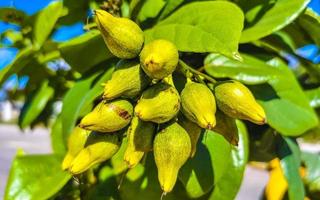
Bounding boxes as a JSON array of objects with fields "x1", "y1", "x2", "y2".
[{"x1": 2, "y1": 0, "x2": 320, "y2": 199}]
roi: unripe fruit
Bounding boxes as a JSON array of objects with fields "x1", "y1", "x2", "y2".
[
  {"x1": 95, "y1": 9, "x2": 144, "y2": 59},
  {"x1": 140, "y1": 39, "x2": 179, "y2": 79},
  {"x1": 178, "y1": 114, "x2": 202, "y2": 158},
  {"x1": 154, "y1": 122, "x2": 191, "y2": 193},
  {"x1": 135, "y1": 83, "x2": 180, "y2": 123},
  {"x1": 181, "y1": 82, "x2": 216, "y2": 129},
  {"x1": 62, "y1": 127, "x2": 90, "y2": 170},
  {"x1": 212, "y1": 111, "x2": 238, "y2": 146},
  {"x1": 103, "y1": 60, "x2": 150, "y2": 100},
  {"x1": 69, "y1": 132, "x2": 121, "y2": 174},
  {"x1": 124, "y1": 116, "x2": 155, "y2": 168},
  {"x1": 79, "y1": 99, "x2": 133, "y2": 132},
  {"x1": 214, "y1": 81, "x2": 266, "y2": 125}
]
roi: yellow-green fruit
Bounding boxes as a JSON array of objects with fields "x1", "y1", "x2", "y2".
[
  {"x1": 62, "y1": 127, "x2": 90, "y2": 170},
  {"x1": 124, "y1": 117, "x2": 155, "y2": 168},
  {"x1": 103, "y1": 60, "x2": 150, "y2": 100},
  {"x1": 79, "y1": 99, "x2": 133, "y2": 132},
  {"x1": 181, "y1": 82, "x2": 216, "y2": 129},
  {"x1": 178, "y1": 114, "x2": 202, "y2": 158},
  {"x1": 213, "y1": 111, "x2": 238, "y2": 146},
  {"x1": 214, "y1": 81, "x2": 266, "y2": 125},
  {"x1": 69, "y1": 132, "x2": 121, "y2": 174},
  {"x1": 140, "y1": 39, "x2": 179, "y2": 79},
  {"x1": 95, "y1": 9, "x2": 144, "y2": 59},
  {"x1": 154, "y1": 122, "x2": 191, "y2": 193},
  {"x1": 135, "y1": 83, "x2": 180, "y2": 123}
]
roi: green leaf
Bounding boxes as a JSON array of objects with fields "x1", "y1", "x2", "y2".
[
  {"x1": 159, "y1": 0, "x2": 185, "y2": 20},
  {"x1": 61, "y1": 65, "x2": 114, "y2": 140},
  {"x1": 0, "y1": 8, "x2": 27, "y2": 24},
  {"x1": 0, "y1": 47, "x2": 33, "y2": 85},
  {"x1": 137, "y1": 0, "x2": 166, "y2": 22},
  {"x1": 277, "y1": 137, "x2": 305, "y2": 200},
  {"x1": 299, "y1": 14, "x2": 320, "y2": 46},
  {"x1": 59, "y1": 30, "x2": 114, "y2": 73},
  {"x1": 305, "y1": 7, "x2": 320, "y2": 23},
  {"x1": 144, "y1": 1, "x2": 244, "y2": 58},
  {"x1": 33, "y1": 1, "x2": 63, "y2": 47},
  {"x1": 240, "y1": 0, "x2": 310, "y2": 43},
  {"x1": 306, "y1": 87, "x2": 320, "y2": 108},
  {"x1": 18, "y1": 80, "x2": 54, "y2": 129},
  {"x1": 178, "y1": 132, "x2": 231, "y2": 198},
  {"x1": 209, "y1": 120, "x2": 249, "y2": 200},
  {"x1": 5, "y1": 154, "x2": 71, "y2": 200},
  {"x1": 51, "y1": 116, "x2": 67, "y2": 155},
  {"x1": 205, "y1": 54, "x2": 318, "y2": 136},
  {"x1": 301, "y1": 152, "x2": 320, "y2": 193}
]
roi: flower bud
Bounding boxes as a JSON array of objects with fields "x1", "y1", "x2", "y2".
[
  {"x1": 124, "y1": 116, "x2": 155, "y2": 168},
  {"x1": 103, "y1": 60, "x2": 150, "y2": 100},
  {"x1": 135, "y1": 83, "x2": 180, "y2": 123},
  {"x1": 79, "y1": 99, "x2": 133, "y2": 132},
  {"x1": 214, "y1": 81, "x2": 266, "y2": 125},
  {"x1": 69, "y1": 132, "x2": 121, "y2": 174},
  {"x1": 154, "y1": 122, "x2": 191, "y2": 193},
  {"x1": 181, "y1": 82, "x2": 216, "y2": 129},
  {"x1": 95, "y1": 9, "x2": 144, "y2": 59},
  {"x1": 62, "y1": 127, "x2": 90, "y2": 170},
  {"x1": 140, "y1": 39, "x2": 179, "y2": 79}
]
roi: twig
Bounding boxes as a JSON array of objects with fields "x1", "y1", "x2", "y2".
[{"x1": 178, "y1": 60, "x2": 217, "y2": 84}]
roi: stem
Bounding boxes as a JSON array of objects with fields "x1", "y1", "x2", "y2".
[
  {"x1": 178, "y1": 60, "x2": 217, "y2": 84},
  {"x1": 83, "y1": 23, "x2": 97, "y2": 31}
]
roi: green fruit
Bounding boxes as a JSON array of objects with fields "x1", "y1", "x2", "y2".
[
  {"x1": 62, "y1": 127, "x2": 90, "y2": 170},
  {"x1": 181, "y1": 82, "x2": 216, "y2": 129},
  {"x1": 154, "y1": 122, "x2": 191, "y2": 193},
  {"x1": 103, "y1": 60, "x2": 150, "y2": 100},
  {"x1": 135, "y1": 83, "x2": 180, "y2": 123},
  {"x1": 95, "y1": 9, "x2": 144, "y2": 59},
  {"x1": 214, "y1": 81, "x2": 266, "y2": 125},
  {"x1": 178, "y1": 114, "x2": 202, "y2": 158},
  {"x1": 212, "y1": 111, "x2": 238, "y2": 146},
  {"x1": 124, "y1": 116, "x2": 155, "y2": 168},
  {"x1": 140, "y1": 39, "x2": 179, "y2": 79},
  {"x1": 79, "y1": 99, "x2": 133, "y2": 132},
  {"x1": 69, "y1": 132, "x2": 121, "y2": 174}
]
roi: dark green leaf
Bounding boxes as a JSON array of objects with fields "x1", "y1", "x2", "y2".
[
  {"x1": 205, "y1": 54, "x2": 318, "y2": 136},
  {"x1": 276, "y1": 137, "x2": 305, "y2": 200},
  {"x1": 306, "y1": 87, "x2": 320, "y2": 108},
  {"x1": 0, "y1": 47, "x2": 33, "y2": 85},
  {"x1": 209, "y1": 120, "x2": 249, "y2": 200},
  {"x1": 33, "y1": 1, "x2": 63, "y2": 47},
  {"x1": 178, "y1": 132, "x2": 231, "y2": 198},
  {"x1": 5, "y1": 154, "x2": 71, "y2": 200},
  {"x1": 19, "y1": 80, "x2": 54, "y2": 129},
  {"x1": 240, "y1": 0, "x2": 310, "y2": 43},
  {"x1": 0, "y1": 8, "x2": 27, "y2": 24},
  {"x1": 299, "y1": 14, "x2": 320, "y2": 46},
  {"x1": 59, "y1": 30, "x2": 114, "y2": 73},
  {"x1": 61, "y1": 66, "x2": 114, "y2": 140},
  {"x1": 144, "y1": 1, "x2": 244, "y2": 58}
]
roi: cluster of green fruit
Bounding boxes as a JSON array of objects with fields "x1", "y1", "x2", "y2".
[{"x1": 61, "y1": 9, "x2": 266, "y2": 195}]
